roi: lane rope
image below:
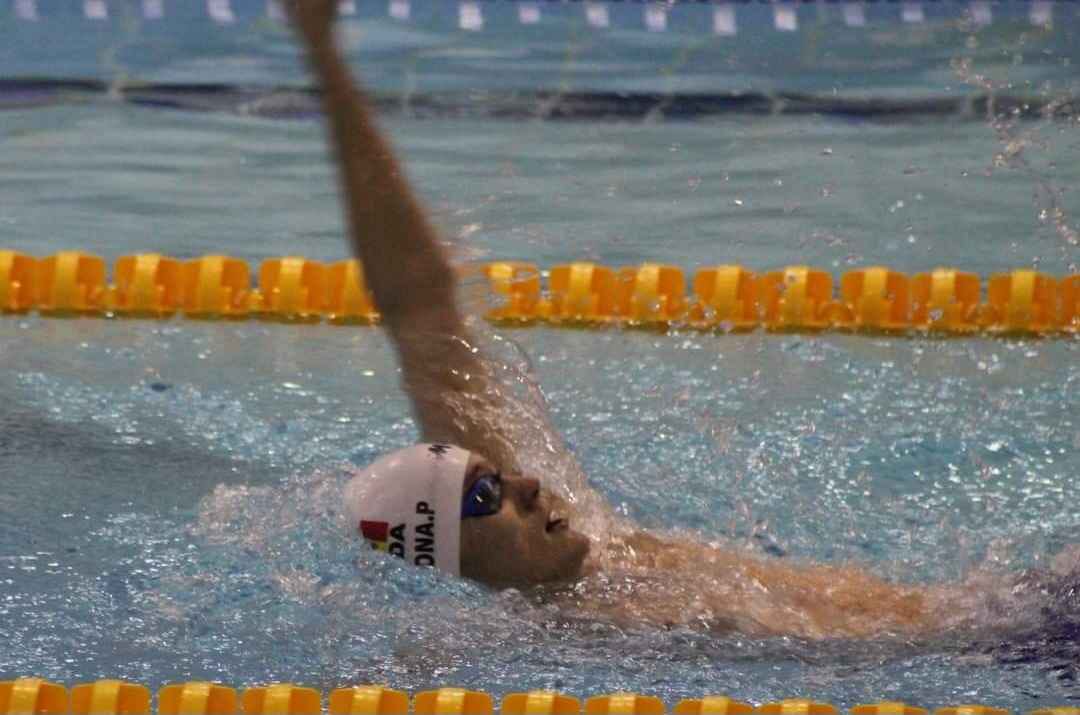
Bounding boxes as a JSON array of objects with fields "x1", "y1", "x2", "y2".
[
  {"x1": 2, "y1": 679, "x2": 1077, "y2": 715},
  {"x1": 1, "y1": 251, "x2": 1077, "y2": 335}
]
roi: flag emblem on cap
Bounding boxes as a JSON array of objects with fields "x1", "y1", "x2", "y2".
[{"x1": 360, "y1": 520, "x2": 389, "y2": 552}]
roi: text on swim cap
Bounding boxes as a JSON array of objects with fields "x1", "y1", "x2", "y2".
[
  {"x1": 414, "y1": 501, "x2": 435, "y2": 566},
  {"x1": 358, "y1": 502, "x2": 439, "y2": 568}
]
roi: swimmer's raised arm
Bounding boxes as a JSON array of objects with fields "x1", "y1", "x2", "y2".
[
  {"x1": 290, "y1": 1, "x2": 453, "y2": 330},
  {"x1": 290, "y1": 1, "x2": 520, "y2": 471}
]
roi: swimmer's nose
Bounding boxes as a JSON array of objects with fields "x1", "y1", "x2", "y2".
[{"x1": 514, "y1": 474, "x2": 542, "y2": 512}]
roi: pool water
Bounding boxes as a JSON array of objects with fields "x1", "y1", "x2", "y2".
[{"x1": 2, "y1": 2, "x2": 1080, "y2": 710}]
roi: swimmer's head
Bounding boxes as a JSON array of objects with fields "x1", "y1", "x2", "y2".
[
  {"x1": 345, "y1": 444, "x2": 589, "y2": 587},
  {"x1": 457, "y1": 452, "x2": 590, "y2": 587}
]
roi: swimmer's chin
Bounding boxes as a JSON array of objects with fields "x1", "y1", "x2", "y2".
[
  {"x1": 525, "y1": 527, "x2": 592, "y2": 587},
  {"x1": 462, "y1": 526, "x2": 592, "y2": 589},
  {"x1": 559, "y1": 527, "x2": 593, "y2": 581}
]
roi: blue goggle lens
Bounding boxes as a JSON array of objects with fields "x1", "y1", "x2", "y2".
[{"x1": 462, "y1": 473, "x2": 502, "y2": 519}]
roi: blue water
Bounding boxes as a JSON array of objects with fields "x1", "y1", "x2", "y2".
[{"x1": 2, "y1": 2, "x2": 1080, "y2": 710}]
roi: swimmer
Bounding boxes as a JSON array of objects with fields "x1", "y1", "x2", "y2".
[{"x1": 286, "y1": 0, "x2": 1072, "y2": 641}]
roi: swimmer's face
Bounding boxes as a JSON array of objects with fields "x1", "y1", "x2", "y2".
[{"x1": 459, "y1": 454, "x2": 590, "y2": 587}]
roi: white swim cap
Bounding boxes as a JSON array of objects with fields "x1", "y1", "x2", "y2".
[{"x1": 344, "y1": 443, "x2": 471, "y2": 576}]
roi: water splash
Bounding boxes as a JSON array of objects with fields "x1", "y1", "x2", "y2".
[{"x1": 951, "y1": 47, "x2": 1080, "y2": 271}]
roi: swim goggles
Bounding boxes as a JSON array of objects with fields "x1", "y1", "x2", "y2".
[{"x1": 461, "y1": 472, "x2": 503, "y2": 519}]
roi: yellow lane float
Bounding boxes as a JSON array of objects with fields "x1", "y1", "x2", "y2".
[
  {"x1": 690, "y1": 265, "x2": 760, "y2": 331},
  {"x1": 674, "y1": 695, "x2": 755, "y2": 714},
  {"x1": 180, "y1": 255, "x2": 252, "y2": 318},
  {"x1": 852, "y1": 703, "x2": 929, "y2": 715},
  {"x1": 413, "y1": 687, "x2": 493, "y2": 715},
  {"x1": 910, "y1": 268, "x2": 981, "y2": 333},
  {"x1": 758, "y1": 266, "x2": 837, "y2": 330},
  {"x1": 584, "y1": 692, "x2": 665, "y2": 714},
  {"x1": 3, "y1": 678, "x2": 1079, "y2": 714},
  {"x1": 1, "y1": 250, "x2": 1077, "y2": 336},
  {"x1": 0, "y1": 250, "x2": 37, "y2": 312},
  {"x1": 241, "y1": 684, "x2": 321, "y2": 715},
  {"x1": 70, "y1": 680, "x2": 151, "y2": 715},
  {"x1": 502, "y1": 690, "x2": 582, "y2": 715},
  {"x1": 36, "y1": 251, "x2": 108, "y2": 315},
  {"x1": 110, "y1": 253, "x2": 183, "y2": 316},
  {"x1": 759, "y1": 699, "x2": 839, "y2": 715},
  {"x1": 0, "y1": 678, "x2": 68, "y2": 715},
  {"x1": 157, "y1": 682, "x2": 237, "y2": 715},
  {"x1": 329, "y1": 686, "x2": 409, "y2": 715},
  {"x1": 547, "y1": 262, "x2": 618, "y2": 324}
]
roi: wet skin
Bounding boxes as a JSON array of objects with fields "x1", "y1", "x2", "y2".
[{"x1": 459, "y1": 453, "x2": 590, "y2": 587}]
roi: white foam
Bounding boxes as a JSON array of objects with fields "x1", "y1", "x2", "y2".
[
  {"x1": 389, "y1": 0, "x2": 411, "y2": 21},
  {"x1": 1029, "y1": 0, "x2": 1052, "y2": 27},
  {"x1": 644, "y1": 4, "x2": 668, "y2": 32},
  {"x1": 585, "y1": 2, "x2": 609, "y2": 29},
  {"x1": 207, "y1": 0, "x2": 235, "y2": 24},
  {"x1": 713, "y1": 3, "x2": 736, "y2": 36},
  {"x1": 84, "y1": 0, "x2": 108, "y2": 20},
  {"x1": 518, "y1": 2, "x2": 540, "y2": 25},
  {"x1": 901, "y1": 1, "x2": 925, "y2": 23},
  {"x1": 773, "y1": 4, "x2": 797, "y2": 32},
  {"x1": 267, "y1": 0, "x2": 285, "y2": 22},
  {"x1": 843, "y1": 3, "x2": 866, "y2": 28},
  {"x1": 143, "y1": 0, "x2": 165, "y2": 20},
  {"x1": 459, "y1": 1, "x2": 483, "y2": 31},
  {"x1": 14, "y1": 0, "x2": 38, "y2": 22},
  {"x1": 969, "y1": 0, "x2": 992, "y2": 27}
]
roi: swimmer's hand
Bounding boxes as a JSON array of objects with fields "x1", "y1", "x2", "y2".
[{"x1": 285, "y1": 0, "x2": 338, "y2": 46}]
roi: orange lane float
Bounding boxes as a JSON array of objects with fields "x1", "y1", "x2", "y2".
[
  {"x1": 325, "y1": 258, "x2": 380, "y2": 324},
  {"x1": 758, "y1": 699, "x2": 839, "y2": 715},
  {"x1": 690, "y1": 265, "x2": 760, "y2": 331},
  {"x1": 910, "y1": 268, "x2": 981, "y2": 333},
  {"x1": 0, "y1": 250, "x2": 38, "y2": 313},
  {"x1": 758, "y1": 266, "x2": 837, "y2": 330},
  {"x1": 70, "y1": 680, "x2": 151, "y2": 715},
  {"x1": 328, "y1": 686, "x2": 409, "y2": 715},
  {"x1": 241, "y1": 684, "x2": 321, "y2": 715},
  {"x1": 547, "y1": 262, "x2": 618, "y2": 323},
  {"x1": 35, "y1": 251, "x2": 108, "y2": 315},
  {"x1": 109, "y1": 253, "x2": 183, "y2": 316},
  {"x1": 852, "y1": 702, "x2": 929, "y2": 715},
  {"x1": 837, "y1": 266, "x2": 911, "y2": 332},
  {"x1": 1, "y1": 250, "x2": 1076, "y2": 337},
  {"x1": 1061, "y1": 274, "x2": 1079, "y2": 332},
  {"x1": 615, "y1": 263, "x2": 688, "y2": 325},
  {"x1": 255, "y1": 256, "x2": 328, "y2": 321},
  {"x1": 483, "y1": 261, "x2": 544, "y2": 323},
  {"x1": 157, "y1": 682, "x2": 238, "y2": 715},
  {"x1": 0, "y1": 678, "x2": 68, "y2": 715},
  {"x1": 3, "y1": 678, "x2": 1080, "y2": 714},
  {"x1": 180, "y1": 255, "x2": 252, "y2": 318},
  {"x1": 674, "y1": 695, "x2": 755, "y2": 715},
  {"x1": 934, "y1": 707, "x2": 1010, "y2": 715},
  {"x1": 502, "y1": 690, "x2": 582, "y2": 715},
  {"x1": 584, "y1": 692, "x2": 666, "y2": 715},
  {"x1": 413, "y1": 687, "x2": 494, "y2": 715},
  {"x1": 983, "y1": 269, "x2": 1058, "y2": 334}
]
